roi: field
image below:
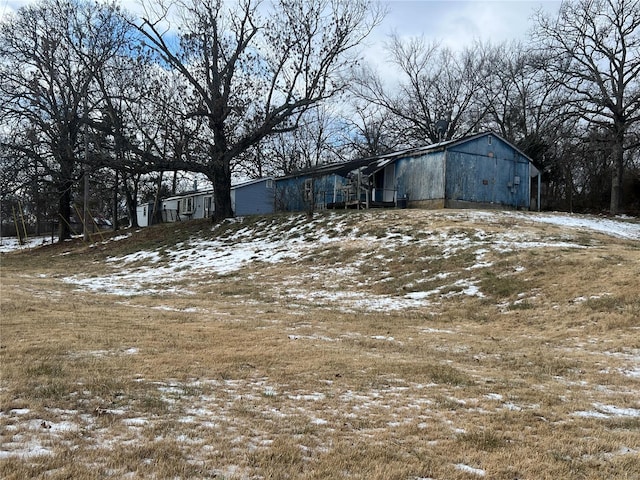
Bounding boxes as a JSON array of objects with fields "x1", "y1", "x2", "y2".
[{"x1": 1, "y1": 208, "x2": 639, "y2": 479}]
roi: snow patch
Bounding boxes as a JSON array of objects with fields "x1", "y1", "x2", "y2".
[
  {"x1": 455, "y1": 463, "x2": 486, "y2": 476},
  {"x1": 573, "y1": 403, "x2": 640, "y2": 419}
]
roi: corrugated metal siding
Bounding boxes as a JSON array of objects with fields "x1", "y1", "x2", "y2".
[
  {"x1": 445, "y1": 136, "x2": 531, "y2": 208},
  {"x1": 275, "y1": 176, "x2": 308, "y2": 212},
  {"x1": 275, "y1": 174, "x2": 349, "y2": 211},
  {"x1": 315, "y1": 174, "x2": 348, "y2": 207},
  {"x1": 273, "y1": 133, "x2": 534, "y2": 213},
  {"x1": 394, "y1": 152, "x2": 446, "y2": 202}
]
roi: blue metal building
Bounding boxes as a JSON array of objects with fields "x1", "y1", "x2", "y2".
[
  {"x1": 275, "y1": 157, "x2": 383, "y2": 212},
  {"x1": 275, "y1": 132, "x2": 541, "y2": 212},
  {"x1": 231, "y1": 177, "x2": 276, "y2": 216}
]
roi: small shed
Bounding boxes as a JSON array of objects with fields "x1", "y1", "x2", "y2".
[
  {"x1": 275, "y1": 132, "x2": 541, "y2": 212},
  {"x1": 136, "y1": 202, "x2": 155, "y2": 227}
]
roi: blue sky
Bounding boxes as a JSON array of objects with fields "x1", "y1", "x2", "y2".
[
  {"x1": 1, "y1": 0, "x2": 562, "y2": 70},
  {"x1": 1, "y1": 0, "x2": 561, "y2": 45}
]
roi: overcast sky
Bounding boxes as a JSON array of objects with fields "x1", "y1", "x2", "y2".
[
  {"x1": 355, "y1": 0, "x2": 561, "y2": 76},
  {"x1": 376, "y1": 1, "x2": 561, "y2": 47}
]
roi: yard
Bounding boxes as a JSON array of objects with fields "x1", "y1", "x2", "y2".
[{"x1": 1, "y1": 209, "x2": 639, "y2": 479}]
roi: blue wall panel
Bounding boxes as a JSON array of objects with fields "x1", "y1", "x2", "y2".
[
  {"x1": 276, "y1": 174, "x2": 349, "y2": 211},
  {"x1": 394, "y1": 151, "x2": 446, "y2": 202},
  {"x1": 274, "y1": 133, "x2": 534, "y2": 212},
  {"x1": 445, "y1": 136, "x2": 531, "y2": 208},
  {"x1": 234, "y1": 180, "x2": 275, "y2": 216}
]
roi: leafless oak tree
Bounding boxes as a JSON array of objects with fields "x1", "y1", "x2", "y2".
[
  {"x1": 132, "y1": 0, "x2": 383, "y2": 220},
  {"x1": 352, "y1": 37, "x2": 490, "y2": 145},
  {"x1": 0, "y1": 0, "x2": 132, "y2": 240},
  {"x1": 534, "y1": 0, "x2": 640, "y2": 213}
]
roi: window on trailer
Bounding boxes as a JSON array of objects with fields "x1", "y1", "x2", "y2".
[
  {"x1": 304, "y1": 179, "x2": 314, "y2": 202},
  {"x1": 181, "y1": 197, "x2": 194, "y2": 214}
]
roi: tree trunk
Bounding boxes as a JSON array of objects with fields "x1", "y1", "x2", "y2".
[
  {"x1": 58, "y1": 180, "x2": 72, "y2": 241},
  {"x1": 610, "y1": 126, "x2": 625, "y2": 215},
  {"x1": 112, "y1": 169, "x2": 119, "y2": 231},
  {"x1": 152, "y1": 172, "x2": 164, "y2": 224},
  {"x1": 564, "y1": 161, "x2": 573, "y2": 214},
  {"x1": 209, "y1": 118, "x2": 233, "y2": 220},
  {"x1": 123, "y1": 177, "x2": 139, "y2": 228},
  {"x1": 211, "y1": 159, "x2": 233, "y2": 221},
  {"x1": 57, "y1": 158, "x2": 74, "y2": 242}
]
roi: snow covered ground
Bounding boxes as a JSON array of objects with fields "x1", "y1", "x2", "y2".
[
  {"x1": 0, "y1": 235, "x2": 56, "y2": 253},
  {"x1": 3, "y1": 211, "x2": 638, "y2": 314},
  {"x1": 2, "y1": 210, "x2": 636, "y2": 256},
  {"x1": 54, "y1": 210, "x2": 639, "y2": 311},
  {"x1": 501, "y1": 211, "x2": 640, "y2": 240},
  {"x1": 1, "y1": 209, "x2": 639, "y2": 478}
]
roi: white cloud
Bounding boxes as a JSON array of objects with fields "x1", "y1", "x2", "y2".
[{"x1": 374, "y1": 0, "x2": 562, "y2": 51}]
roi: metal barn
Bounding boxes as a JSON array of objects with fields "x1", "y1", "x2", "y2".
[
  {"x1": 276, "y1": 132, "x2": 541, "y2": 212},
  {"x1": 395, "y1": 132, "x2": 540, "y2": 209}
]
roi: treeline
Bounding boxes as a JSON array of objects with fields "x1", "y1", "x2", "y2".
[{"x1": 1, "y1": 0, "x2": 639, "y2": 240}]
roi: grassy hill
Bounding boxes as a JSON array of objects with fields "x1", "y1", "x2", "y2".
[{"x1": 1, "y1": 209, "x2": 639, "y2": 479}]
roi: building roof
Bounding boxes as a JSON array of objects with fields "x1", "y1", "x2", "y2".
[
  {"x1": 162, "y1": 189, "x2": 214, "y2": 202},
  {"x1": 160, "y1": 177, "x2": 275, "y2": 202},
  {"x1": 278, "y1": 132, "x2": 539, "y2": 180},
  {"x1": 231, "y1": 177, "x2": 275, "y2": 189}
]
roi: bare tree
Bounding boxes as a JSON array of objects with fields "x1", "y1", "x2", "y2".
[
  {"x1": 476, "y1": 43, "x2": 561, "y2": 142},
  {"x1": 475, "y1": 42, "x2": 581, "y2": 186},
  {"x1": 98, "y1": 60, "x2": 209, "y2": 224},
  {"x1": 352, "y1": 37, "x2": 489, "y2": 145},
  {"x1": 0, "y1": 130, "x2": 55, "y2": 236},
  {"x1": 339, "y1": 102, "x2": 402, "y2": 158},
  {"x1": 237, "y1": 105, "x2": 345, "y2": 178},
  {"x1": 132, "y1": 0, "x2": 383, "y2": 220},
  {"x1": 0, "y1": 0, "x2": 132, "y2": 240},
  {"x1": 533, "y1": 0, "x2": 640, "y2": 214}
]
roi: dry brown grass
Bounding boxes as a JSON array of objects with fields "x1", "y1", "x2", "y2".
[{"x1": 1, "y1": 209, "x2": 639, "y2": 479}]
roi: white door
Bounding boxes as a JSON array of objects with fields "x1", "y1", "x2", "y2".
[
  {"x1": 203, "y1": 196, "x2": 212, "y2": 218},
  {"x1": 383, "y1": 164, "x2": 395, "y2": 202}
]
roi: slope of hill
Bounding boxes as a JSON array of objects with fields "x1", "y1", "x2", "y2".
[
  {"x1": 57, "y1": 209, "x2": 640, "y2": 310},
  {"x1": 1, "y1": 209, "x2": 639, "y2": 479}
]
